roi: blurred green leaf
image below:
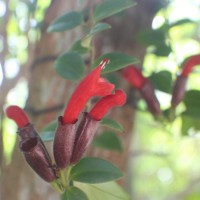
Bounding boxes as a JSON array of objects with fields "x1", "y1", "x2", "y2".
[
  {"x1": 149, "y1": 70, "x2": 172, "y2": 93},
  {"x1": 94, "y1": 0, "x2": 136, "y2": 22},
  {"x1": 92, "y1": 52, "x2": 138, "y2": 73},
  {"x1": 137, "y1": 30, "x2": 165, "y2": 46},
  {"x1": 89, "y1": 22, "x2": 111, "y2": 35},
  {"x1": 181, "y1": 115, "x2": 200, "y2": 135},
  {"x1": 183, "y1": 90, "x2": 200, "y2": 118},
  {"x1": 101, "y1": 117, "x2": 123, "y2": 132},
  {"x1": 47, "y1": 11, "x2": 83, "y2": 32},
  {"x1": 61, "y1": 187, "x2": 89, "y2": 200},
  {"x1": 70, "y1": 40, "x2": 90, "y2": 54},
  {"x1": 154, "y1": 43, "x2": 172, "y2": 57},
  {"x1": 93, "y1": 131, "x2": 123, "y2": 152},
  {"x1": 70, "y1": 157, "x2": 123, "y2": 183},
  {"x1": 42, "y1": 120, "x2": 57, "y2": 132},
  {"x1": 54, "y1": 52, "x2": 85, "y2": 80},
  {"x1": 169, "y1": 18, "x2": 194, "y2": 28},
  {"x1": 40, "y1": 131, "x2": 55, "y2": 142},
  {"x1": 102, "y1": 73, "x2": 120, "y2": 88},
  {"x1": 75, "y1": 182, "x2": 131, "y2": 200}
]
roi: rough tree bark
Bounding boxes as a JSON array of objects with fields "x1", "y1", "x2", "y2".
[{"x1": 0, "y1": 0, "x2": 164, "y2": 199}]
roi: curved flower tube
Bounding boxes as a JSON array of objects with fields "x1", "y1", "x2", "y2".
[
  {"x1": 71, "y1": 89, "x2": 126, "y2": 164},
  {"x1": 63, "y1": 59, "x2": 114, "y2": 124}
]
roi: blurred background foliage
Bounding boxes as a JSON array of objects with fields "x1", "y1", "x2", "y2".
[{"x1": 1, "y1": 0, "x2": 200, "y2": 199}]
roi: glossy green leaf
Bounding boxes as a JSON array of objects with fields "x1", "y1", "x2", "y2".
[
  {"x1": 102, "y1": 73, "x2": 120, "y2": 88},
  {"x1": 92, "y1": 131, "x2": 123, "y2": 152},
  {"x1": 94, "y1": 0, "x2": 136, "y2": 23},
  {"x1": 101, "y1": 117, "x2": 123, "y2": 132},
  {"x1": 61, "y1": 187, "x2": 89, "y2": 200},
  {"x1": 70, "y1": 157, "x2": 123, "y2": 183},
  {"x1": 92, "y1": 52, "x2": 138, "y2": 73},
  {"x1": 40, "y1": 131, "x2": 55, "y2": 142},
  {"x1": 47, "y1": 11, "x2": 83, "y2": 32},
  {"x1": 70, "y1": 40, "x2": 90, "y2": 54},
  {"x1": 183, "y1": 90, "x2": 200, "y2": 118},
  {"x1": 54, "y1": 52, "x2": 85, "y2": 80},
  {"x1": 169, "y1": 18, "x2": 194, "y2": 28},
  {"x1": 149, "y1": 70, "x2": 172, "y2": 93},
  {"x1": 75, "y1": 182, "x2": 131, "y2": 200}
]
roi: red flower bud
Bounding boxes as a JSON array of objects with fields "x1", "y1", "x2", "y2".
[
  {"x1": 70, "y1": 113, "x2": 99, "y2": 164},
  {"x1": 140, "y1": 81, "x2": 161, "y2": 116},
  {"x1": 171, "y1": 76, "x2": 187, "y2": 108},
  {"x1": 89, "y1": 89, "x2": 127, "y2": 121},
  {"x1": 63, "y1": 59, "x2": 114, "y2": 124},
  {"x1": 53, "y1": 116, "x2": 76, "y2": 169},
  {"x1": 122, "y1": 65, "x2": 147, "y2": 89},
  {"x1": 181, "y1": 54, "x2": 200, "y2": 77},
  {"x1": 20, "y1": 137, "x2": 56, "y2": 182},
  {"x1": 5, "y1": 105, "x2": 29, "y2": 128}
]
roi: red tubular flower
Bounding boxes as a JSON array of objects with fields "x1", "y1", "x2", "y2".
[
  {"x1": 171, "y1": 54, "x2": 200, "y2": 108},
  {"x1": 89, "y1": 89, "x2": 127, "y2": 121},
  {"x1": 181, "y1": 54, "x2": 200, "y2": 77},
  {"x1": 63, "y1": 59, "x2": 114, "y2": 124},
  {"x1": 140, "y1": 81, "x2": 161, "y2": 116},
  {"x1": 5, "y1": 105, "x2": 29, "y2": 128},
  {"x1": 70, "y1": 89, "x2": 126, "y2": 164},
  {"x1": 20, "y1": 137, "x2": 57, "y2": 182},
  {"x1": 122, "y1": 66, "x2": 161, "y2": 116},
  {"x1": 5, "y1": 105, "x2": 56, "y2": 182},
  {"x1": 122, "y1": 65, "x2": 147, "y2": 89},
  {"x1": 53, "y1": 116, "x2": 76, "y2": 169}
]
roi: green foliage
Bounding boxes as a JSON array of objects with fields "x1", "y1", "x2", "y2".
[
  {"x1": 70, "y1": 157, "x2": 123, "y2": 183},
  {"x1": 93, "y1": 52, "x2": 138, "y2": 73},
  {"x1": 54, "y1": 52, "x2": 85, "y2": 80},
  {"x1": 70, "y1": 40, "x2": 90, "y2": 54},
  {"x1": 61, "y1": 187, "x2": 89, "y2": 200},
  {"x1": 94, "y1": 0, "x2": 136, "y2": 22},
  {"x1": 93, "y1": 131, "x2": 123, "y2": 152},
  {"x1": 40, "y1": 131, "x2": 55, "y2": 142},
  {"x1": 76, "y1": 182, "x2": 131, "y2": 200},
  {"x1": 149, "y1": 70, "x2": 172, "y2": 93},
  {"x1": 47, "y1": 11, "x2": 83, "y2": 32},
  {"x1": 101, "y1": 117, "x2": 124, "y2": 132}
]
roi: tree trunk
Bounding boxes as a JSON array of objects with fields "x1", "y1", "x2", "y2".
[{"x1": 1, "y1": 0, "x2": 163, "y2": 199}]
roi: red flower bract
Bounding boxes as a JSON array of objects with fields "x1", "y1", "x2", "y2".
[
  {"x1": 181, "y1": 54, "x2": 200, "y2": 77},
  {"x1": 122, "y1": 65, "x2": 147, "y2": 89},
  {"x1": 89, "y1": 89, "x2": 126, "y2": 121},
  {"x1": 63, "y1": 59, "x2": 114, "y2": 124},
  {"x1": 5, "y1": 105, "x2": 29, "y2": 128}
]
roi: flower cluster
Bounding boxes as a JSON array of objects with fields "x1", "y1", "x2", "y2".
[
  {"x1": 5, "y1": 59, "x2": 126, "y2": 188},
  {"x1": 122, "y1": 65, "x2": 161, "y2": 116}
]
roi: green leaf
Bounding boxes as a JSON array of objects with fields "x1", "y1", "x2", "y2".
[
  {"x1": 169, "y1": 18, "x2": 194, "y2": 28},
  {"x1": 94, "y1": 0, "x2": 136, "y2": 23},
  {"x1": 42, "y1": 120, "x2": 57, "y2": 132},
  {"x1": 75, "y1": 182, "x2": 131, "y2": 200},
  {"x1": 137, "y1": 30, "x2": 165, "y2": 46},
  {"x1": 81, "y1": 23, "x2": 111, "y2": 48},
  {"x1": 101, "y1": 117, "x2": 123, "y2": 132},
  {"x1": 47, "y1": 11, "x2": 83, "y2": 32},
  {"x1": 92, "y1": 52, "x2": 139, "y2": 73},
  {"x1": 70, "y1": 157, "x2": 123, "y2": 183},
  {"x1": 61, "y1": 187, "x2": 89, "y2": 200},
  {"x1": 89, "y1": 23, "x2": 111, "y2": 35},
  {"x1": 154, "y1": 43, "x2": 172, "y2": 57},
  {"x1": 40, "y1": 131, "x2": 55, "y2": 142},
  {"x1": 70, "y1": 40, "x2": 90, "y2": 54},
  {"x1": 181, "y1": 115, "x2": 200, "y2": 136},
  {"x1": 92, "y1": 131, "x2": 123, "y2": 152},
  {"x1": 183, "y1": 90, "x2": 200, "y2": 118},
  {"x1": 149, "y1": 70, "x2": 172, "y2": 93},
  {"x1": 54, "y1": 52, "x2": 85, "y2": 80}
]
